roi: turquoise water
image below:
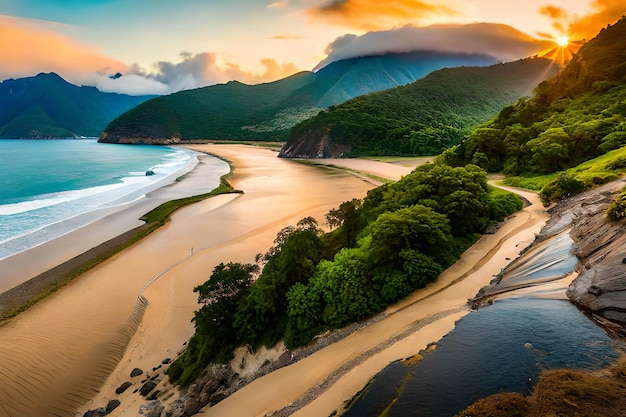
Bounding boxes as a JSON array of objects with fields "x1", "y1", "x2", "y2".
[{"x1": 0, "y1": 139, "x2": 200, "y2": 260}]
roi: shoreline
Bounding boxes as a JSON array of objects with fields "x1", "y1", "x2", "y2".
[
  {"x1": 0, "y1": 144, "x2": 379, "y2": 417},
  {"x1": 81, "y1": 148, "x2": 548, "y2": 417},
  {"x1": 0, "y1": 152, "x2": 231, "y2": 321},
  {"x1": 0, "y1": 145, "x2": 549, "y2": 417}
]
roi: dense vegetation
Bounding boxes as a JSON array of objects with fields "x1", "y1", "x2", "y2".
[
  {"x1": 100, "y1": 51, "x2": 496, "y2": 143},
  {"x1": 442, "y1": 17, "x2": 626, "y2": 203},
  {"x1": 167, "y1": 162, "x2": 523, "y2": 386},
  {"x1": 0, "y1": 72, "x2": 153, "y2": 138},
  {"x1": 280, "y1": 58, "x2": 557, "y2": 158}
]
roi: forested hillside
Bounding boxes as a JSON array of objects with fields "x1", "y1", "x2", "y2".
[
  {"x1": 168, "y1": 162, "x2": 523, "y2": 385},
  {"x1": 443, "y1": 17, "x2": 626, "y2": 202},
  {"x1": 279, "y1": 58, "x2": 557, "y2": 158},
  {"x1": 98, "y1": 51, "x2": 496, "y2": 143},
  {"x1": 0, "y1": 72, "x2": 154, "y2": 138}
]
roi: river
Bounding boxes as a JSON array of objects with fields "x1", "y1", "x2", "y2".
[{"x1": 342, "y1": 228, "x2": 623, "y2": 417}]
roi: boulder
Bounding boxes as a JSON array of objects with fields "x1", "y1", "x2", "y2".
[
  {"x1": 561, "y1": 180, "x2": 626, "y2": 326},
  {"x1": 115, "y1": 381, "x2": 132, "y2": 394},
  {"x1": 140, "y1": 381, "x2": 158, "y2": 397}
]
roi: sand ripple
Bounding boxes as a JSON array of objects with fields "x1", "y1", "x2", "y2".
[{"x1": 0, "y1": 293, "x2": 148, "y2": 417}]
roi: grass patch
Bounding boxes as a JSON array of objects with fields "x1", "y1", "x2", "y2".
[
  {"x1": 456, "y1": 358, "x2": 626, "y2": 417},
  {"x1": 502, "y1": 146, "x2": 626, "y2": 194},
  {"x1": 502, "y1": 173, "x2": 559, "y2": 191}
]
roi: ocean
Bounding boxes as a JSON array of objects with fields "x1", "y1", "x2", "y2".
[{"x1": 0, "y1": 139, "x2": 203, "y2": 261}]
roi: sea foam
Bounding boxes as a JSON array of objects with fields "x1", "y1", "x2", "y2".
[{"x1": 0, "y1": 142, "x2": 201, "y2": 261}]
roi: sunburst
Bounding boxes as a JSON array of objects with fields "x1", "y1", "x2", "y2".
[
  {"x1": 539, "y1": 34, "x2": 585, "y2": 66},
  {"x1": 556, "y1": 35, "x2": 569, "y2": 47}
]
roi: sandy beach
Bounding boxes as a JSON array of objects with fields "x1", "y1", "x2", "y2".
[
  {"x1": 0, "y1": 144, "x2": 548, "y2": 417},
  {"x1": 0, "y1": 145, "x2": 379, "y2": 417}
]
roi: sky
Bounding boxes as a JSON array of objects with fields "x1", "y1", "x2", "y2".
[{"x1": 0, "y1": 0, "x2": 624, "y2": 95}]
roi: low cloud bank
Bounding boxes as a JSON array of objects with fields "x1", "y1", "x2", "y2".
[{"x1": 315, "y1": 23, "x2": 554, "y2": 71}]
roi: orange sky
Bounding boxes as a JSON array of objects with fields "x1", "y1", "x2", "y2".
[{"x1": 0, "y1": 0, "x2": 623, "y2": 94}]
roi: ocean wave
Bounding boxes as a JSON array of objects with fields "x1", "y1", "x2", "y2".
[{"x1": 0, "y1": 146, "x2": 201, "y2": 260}]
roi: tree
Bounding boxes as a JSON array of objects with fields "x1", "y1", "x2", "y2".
[
  {"x1": 234, "y1": 217, "x2": 325, "y2": 348},
  {"x1": 168, "y1": 262, "x2": 258, "y2": 385},
  {"x1": 368, "y1": 205, "x2": 452, "y2": 267}
]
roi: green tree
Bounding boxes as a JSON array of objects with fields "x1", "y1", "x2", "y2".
[
  {"x1": 368, "y1": 205, "x2": 452, "y2": 267},
  {"x1": 168, "y1": 262, "x2": 258, "y2": 385},
  {"x1": 234, "y1": 217, "x2": 325, "y2": 348}
]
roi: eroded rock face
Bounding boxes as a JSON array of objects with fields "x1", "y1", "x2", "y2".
[
  {"x1": 163, "y1": 364, "x2": 238, "y2": 417},
  {"x1": 278, "y1": 126, "x2": 351, "y2": 158},
  {"x1": 561, "y1": 179, "x2": 626, "y2": 326}
]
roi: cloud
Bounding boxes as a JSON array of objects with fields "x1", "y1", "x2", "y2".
[
  {"x1": 308, "y1": 0, "x2": 458, "y2": 31},
  {"x1": 116, "y1": 52, "x2": 301, "y2": 93},
  {"x1": 0, "y1": 15, "x2": 127, "y2": 84},
  {"x1": 268, "y1": 1, "x2": 288, "y2": 8},
  {"x1": 315, "y1": 23, "x2": 554, "y2": 70},
  {"x1": 539, "y1": 5, "x2": 568, "y2": 34},
  {"x1": 568, "y1": 0, "x2": 626, "y2": 40},
  {"x1": 539, "y1": 0, "x2": 625, "y2": 40},
  {"x1": 0, "y1": 15, "x2": 302, "y2": 95}
]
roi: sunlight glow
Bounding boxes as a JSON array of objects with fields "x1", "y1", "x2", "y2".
[{"x1": 556, "y1": 35, "x2": 569, "y2": 47}]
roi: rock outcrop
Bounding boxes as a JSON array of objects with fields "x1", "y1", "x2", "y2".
[
  {"x1": 564, "y1": 179, "x2": 626, "y2": 327},
  {"x1": 278, "y1": 126, "x2": 351, "y2": 158}
]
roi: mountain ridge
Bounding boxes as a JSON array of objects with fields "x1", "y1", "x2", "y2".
[
  {"x1": 98, "y1": 50, "x2": 498, "y2": 144},
  {"x1": 279, "y1": 57, "x2": 558, "y2": 158},
  {"x1": 0, "y1": 72, "x2": 155, "y2": 139}
]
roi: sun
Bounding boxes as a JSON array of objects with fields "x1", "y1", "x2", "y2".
[{"x1": 556, "y1": 35, "x2": 569, "y2": 47}]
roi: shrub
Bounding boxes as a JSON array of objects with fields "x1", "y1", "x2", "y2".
[{"x1": 606, "y1": 188, "x2": 626, "y2": 221}]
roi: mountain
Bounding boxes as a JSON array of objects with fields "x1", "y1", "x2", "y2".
[
  {"x1": 0, "y1": 73, "x2": 155, "y2": 139},
  {"x1": 98, "y1": 51, "x2": 497, "y2": 144},
  {"x1": 279, "y1": 57, "x2": 558, "y2": 158},
  {"x1": 444, "y1": 16, "x2": 626, "y2": 176}
]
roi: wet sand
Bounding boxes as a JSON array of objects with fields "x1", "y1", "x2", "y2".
[{"x1": 0, "y1": 145, "x2": 378, "y2": 417}]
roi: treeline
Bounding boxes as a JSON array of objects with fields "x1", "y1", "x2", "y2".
[
  {"x1": 442, "y1": 17, "x2": 626, "y2": 203},
  {"x1": 167, "y1": 162, "x2": 523, "y2": 385},
  {"x1": 285, "y1": 58, "x2": 557, "y2": 157}
]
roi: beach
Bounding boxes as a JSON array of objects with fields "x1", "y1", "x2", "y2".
[
  {"x1": 0, "y1": 144, "x2": 379, "y2": 417},
  {"x1": 0, "y1": 144, "x2": 547, "y2": 417}
]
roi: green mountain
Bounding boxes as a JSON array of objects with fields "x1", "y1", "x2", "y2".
[
  {"x1": 444, "y1": 17, "x2": 626, "y2": 176},
  {"x1": 0, "y1": 73, "x2": 154, "y2": 138},
  {"x1": 98, "y1": 51, "x2": 497, "y2": 143},
  {"x1": 279, "y1": 58, "x2": 558, "y2": 158}
]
